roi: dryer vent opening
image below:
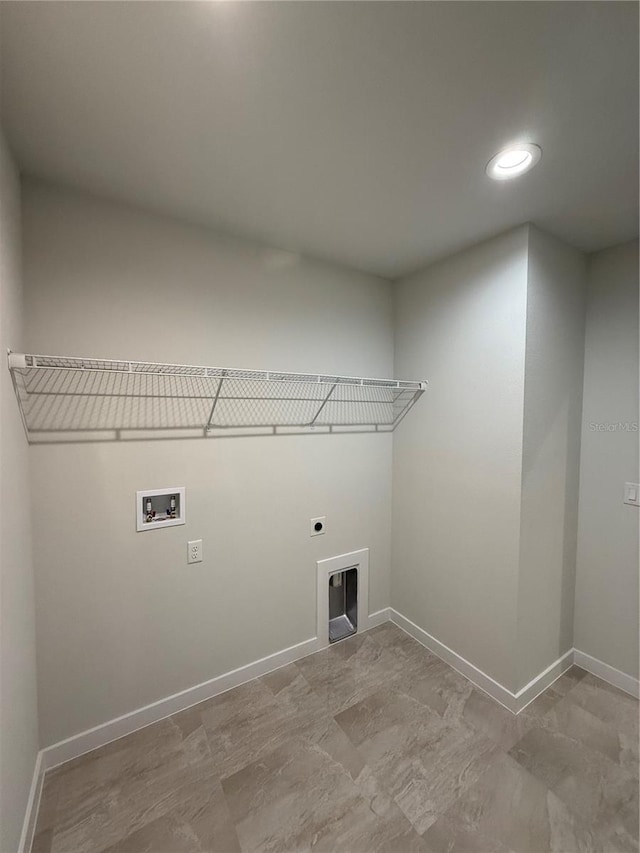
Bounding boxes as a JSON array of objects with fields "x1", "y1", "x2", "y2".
[{"x1": 328, "y1": 567, "x2": 358, "y2": 643}]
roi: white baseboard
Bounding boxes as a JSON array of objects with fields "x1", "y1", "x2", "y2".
[
  {"x1": 364, "y1": 606, "x2": 391, "y2": 629},
  {"x1": 41, "y1": 634, "x2": 320, "y2": 771},
  {"x1": 389, "y1": 609, "x2": 640, "y2": 711},
  {"x1": 24, "y1": 608, "x2": 638, "y2": 846},
  {"x1": 389, "y1": 608, "x2": 521, "y2": 712},
  {"x1": 389, "y1": 609, "x2": 578, "y2": 714},
  {"x1": 17, "y1": 750, "x2": 44, "y2": 853},
  {"x1": 514, "y1": 649, "x2": 575, "y2": 711},
  {"x1": 41, "y1": 607, "x2": 391, "y2": 772},
  {"x1": 574, "y1": 649, "x2": 640, "y2": 699}
]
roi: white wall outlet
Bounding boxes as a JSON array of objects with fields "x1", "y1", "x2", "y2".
[
  {"x1": 188, "y1": 539, "x2": 203, "y2": 563},
  {"x1": 310, "y1": 516, "x2": 326, "y2": 536},
  {"x1": 624, "y1": 483, "x2": 640, "y2": 507}
]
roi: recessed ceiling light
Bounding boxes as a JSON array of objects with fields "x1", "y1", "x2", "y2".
[{"x1": 486, "y1": 143, "x2": 542, "y2": 181}]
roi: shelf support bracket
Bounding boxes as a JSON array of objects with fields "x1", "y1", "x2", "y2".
[
  {"x1": 391, "y1": 387, "x2": 424, "y2": 430},
  {"x1": 205, "y1": 376, "x2": 225, "y2": 431},
  {"x1": 309, "y1": 383, "x2": 337, "y2": 426}
]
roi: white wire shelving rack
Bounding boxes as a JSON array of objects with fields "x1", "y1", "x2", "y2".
[{"x1": 8, "y1": 352, "x2": 427, "y2": 443}]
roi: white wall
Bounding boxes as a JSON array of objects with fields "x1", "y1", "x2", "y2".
[
  {"x1": 0, "y1": 134, "x2": 38, "y2": 851},
  {"x1": 392, "y1": 226, "x2": 529, "y2": 691},
  {"x1": 23, "y1": 180, "x2": 394, "y2": 746},
  {"x1": 516, "y1": 227, "x2": 586, "y2": 688},
  {"x1": 575, "y1": 240, "x2": 639, "y2": 680},
  {"x1": 21, "y1": 173, "x2": 636, "y2": 756}
]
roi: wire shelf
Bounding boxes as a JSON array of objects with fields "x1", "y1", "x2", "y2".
[{"x1": 8, "y1": 353, "x2": 427, "y2": 442}]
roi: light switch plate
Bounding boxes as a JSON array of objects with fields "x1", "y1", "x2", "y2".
[{"x1": 624, "y1": 483, "x2": 639, "y2": 507}]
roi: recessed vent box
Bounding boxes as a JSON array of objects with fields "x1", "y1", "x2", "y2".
[
  {"x1": 328, "y1": 568, "x2": 358, "y2": 643},
  {"x1": 136, "y1": 487, "x2": 185, "y2": 531}
]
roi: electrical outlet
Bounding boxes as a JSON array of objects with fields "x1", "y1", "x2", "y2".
[
  {"x1": 310, "y1": 516, "x2": 326, "y2": 536},
  {"x1": 188, "y1": 539, "x2": 203, "y2": 563}
]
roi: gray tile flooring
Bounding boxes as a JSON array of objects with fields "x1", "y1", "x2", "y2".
[{"x1": 32, "y1": 623, "x2": 639, "y2": 852}]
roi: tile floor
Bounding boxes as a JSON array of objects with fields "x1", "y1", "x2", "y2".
[{"x1": 32, "y1": 623, "x2": 639, "y2": 853}]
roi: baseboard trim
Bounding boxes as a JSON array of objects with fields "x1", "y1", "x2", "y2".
[
  {"x1": 41, "y1": 607, "x2": 391, "y2": 772},
  {"x1": 41, "y1": 634, "x2": 320, "y2": 771},
  {"x1": 17, "y1": 750, "x2": 44, "y2": 853},
  {"x1": 389, "y1": 608, "x2": 521, "y2": 712},
  {"x1": 389, "y1": 609, "x2": 640, "y2": 711},
  {"x1": 365, "y1": 606, "x2": 391, "y2": 629},
  {"x1": 388, "y1": 609, "x2": 581, "y2": 714},
  {"x1": 31, "y1": 609, "x2": 639, "y2": 813},
  {"x1": 515, "y1": 649, "x2": 575, "y2": 711},
  {"x1": 574, "y1": 649, "x2": 640, "y2": 699}
]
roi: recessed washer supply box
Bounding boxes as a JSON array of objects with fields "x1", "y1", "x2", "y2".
[{"x1": 136, "y1": 487, "x2": 185, "y2": 531}]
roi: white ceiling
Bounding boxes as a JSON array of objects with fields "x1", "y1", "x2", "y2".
[{"x1": 1, "y1": 1, "x2": 637, "y2": 278}]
